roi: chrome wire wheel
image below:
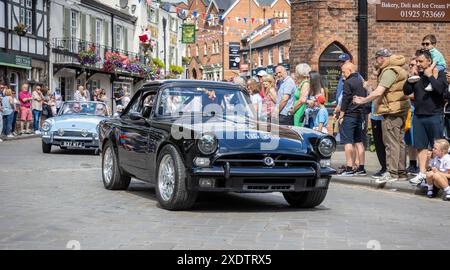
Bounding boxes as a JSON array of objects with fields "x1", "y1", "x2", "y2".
[
  {"x1": 158, "y1": 154, "x2": 175, "y2": 201},
  {"x1": 103, "y1": 147, "x2": 113, "y2": 185}
]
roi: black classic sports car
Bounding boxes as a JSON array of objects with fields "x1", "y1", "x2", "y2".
[{"x1": 99, "y1": 80, "x2": 337, "y2": 210}]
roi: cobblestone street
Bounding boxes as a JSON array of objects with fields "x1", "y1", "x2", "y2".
[{"x1": 1, "y1": 138, "x2": 449, "y2": 250}]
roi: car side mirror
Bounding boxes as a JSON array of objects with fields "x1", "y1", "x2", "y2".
[{"x1": 129, "y1": 111, "x2": 143, "y2": 121}]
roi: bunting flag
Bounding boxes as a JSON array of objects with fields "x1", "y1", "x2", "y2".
[
  {"x1": 243, "y1": 17, "x2": 247, "y2": 23},
  {"x1": 192, "y1": 11, "x2": 198, "y2": 17}
]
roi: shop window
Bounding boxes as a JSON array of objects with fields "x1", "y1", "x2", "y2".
[
  {"x1": 9, "y1": 72, "x2": 19, "y2": 98},
  {"x1": 319, "y1": 42, "x2": 351, "y2": 103}
]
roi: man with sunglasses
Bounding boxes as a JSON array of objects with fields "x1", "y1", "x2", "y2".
[{"x1": 404, "y1": 49, "x2": 449, "y2": 186}]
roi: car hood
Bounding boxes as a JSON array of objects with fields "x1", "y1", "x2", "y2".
[
  {"x1": 171, "y1": 115, "x2": 323, "y2": 154},
  {"x1": 48, "y1": 114, "x2": 107, "y2": 131}
]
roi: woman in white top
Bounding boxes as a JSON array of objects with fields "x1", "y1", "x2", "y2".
[{"x1": 74, "y1": 85, "x2": 90, "y2": 102}]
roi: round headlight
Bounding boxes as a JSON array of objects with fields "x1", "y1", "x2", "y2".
[
  {"x1": 42, "y1": 122, "x2": 51, "y2": 132},
  {"x1": 317, "y1": 137, "x2": 336, "y2": 158},
  {"x1": 197, "y1": 134, "x2": 218, "y2": 155},
  {"x1": 81, "y1": 129, "x2": 89, "y2": 137},
  {"x1": 58, "y1": 128, "x2": 65, "y2": 136}
]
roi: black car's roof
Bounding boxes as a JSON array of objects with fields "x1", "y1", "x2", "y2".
[{"x1": 141, "y1": 79, "x2": 242, "y2": 90}]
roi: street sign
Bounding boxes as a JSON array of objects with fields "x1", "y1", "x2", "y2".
[
  {"x1": 181, "y1": 24, "x2": 196, "y2": 44},
  {"x1": 376, "y1": 0, "x2": 450, "y2": 22},
  {"x1": 229, "y1": 43, "x2": 240, "y2": 70}
]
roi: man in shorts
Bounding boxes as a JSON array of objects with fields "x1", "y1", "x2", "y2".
[
  {"x1": 405, "y1": 49, "x2": 449, "y2": 185},
  {"x1": 18, "y1": 84, "x2": 32, "y2": 134}
]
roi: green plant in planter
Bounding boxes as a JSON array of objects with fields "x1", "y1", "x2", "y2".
[
  {"x1": 14, "y1": 23, "x2": 28, "y2": 36},
  {"x1": 170, "y1": 65, "x2": 184, "y2": 75},
  {"x1": 152, "y1": 58, "x2": 165, "y2": 69},
  {"x1": 182, "y1": 56, "x2": 191, "y2": 66}
]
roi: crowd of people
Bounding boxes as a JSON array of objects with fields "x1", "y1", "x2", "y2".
[
  {"x1": 0, "y1": 83, "x2": 129, "y2": 142},
  {"x1": 232, "y1": 63, "x2": 330, "y2": 134},
  {"x1": 0, "y1": 83, "x2": 61, "y2": 140},
  {"x1": 336, "y1": 34, "x2": 449, "y2": 201},
  {"x1": 228, "y1": 34, "x2": 450, "y2": 201}
]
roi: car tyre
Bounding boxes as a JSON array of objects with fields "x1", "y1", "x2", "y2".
[
  {"x1": 283, "y1": 190, "x2": 328, "y2": 208},
  {"x1": 42, "y1": 141, "x2": 52, "y2": 153},
  {"x1": 102, "y1": 141, "x2": 130, "y2": 190},
  {"x1": 155, "y1": 144, "x2": 198, "y2": 210}
]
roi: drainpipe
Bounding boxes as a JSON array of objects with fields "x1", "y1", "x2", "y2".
[
  {"x1": 47, "y1": 0, "x2": 51, "y2": 90},
  {"x1": 357, "y1": 0, "x2": 368, "y2": 80},
  {"x1": 111, "y1": 14, "x2": 115, "y2": 111}
]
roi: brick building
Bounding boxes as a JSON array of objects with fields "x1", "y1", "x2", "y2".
[
  {"x1": 185, "y1": 0, "x2": 292, "y2": 81},
  {"x1": 240, "y1": 20, "x2": 291, "y2": 78},
  {"x1": 290, "y1": 0, "x2": 450, "y2": 102}
]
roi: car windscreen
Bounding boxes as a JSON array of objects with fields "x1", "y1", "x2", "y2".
[
  {"x1": 156, "y1": 87, "x2": 255, "y2": 119},
  {"x1": 60, "y1": 102, "x2": 108, "y2": 116}
]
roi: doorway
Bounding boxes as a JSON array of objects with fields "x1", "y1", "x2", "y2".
[{"x1": 319, "y1": 43, "x2": 351, "y2": 103}]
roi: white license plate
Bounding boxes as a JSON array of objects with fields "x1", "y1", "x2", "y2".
[{"x1": 62, "y1": 141, "x2": 85, "y2": 148}]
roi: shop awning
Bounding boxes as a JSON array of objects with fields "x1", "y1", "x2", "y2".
[{"x1": 0, "y1": 61, "x2": 32, "y2": 70}]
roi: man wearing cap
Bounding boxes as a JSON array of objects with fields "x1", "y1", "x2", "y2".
[
  {"x1": 275, "y1": 65, "x2": 296, "y2": 125},
  {"x1": 353, "y1": 48, "x2": 409, "y2": 184},
  {"x1": 335, "y1": 53, "x2": 352, "y2": 114}
]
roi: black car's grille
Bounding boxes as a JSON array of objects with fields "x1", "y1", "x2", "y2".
[{"x1": 213, "y1": 154, "x2": 316, "y2": 168}]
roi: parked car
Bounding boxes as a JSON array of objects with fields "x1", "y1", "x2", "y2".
[
  {"x1": 99, "y1": 80, "x2": 337, "y2": 210},
  {"x1": 41, "y1": 101, "x2": 109, "y2": 153}
]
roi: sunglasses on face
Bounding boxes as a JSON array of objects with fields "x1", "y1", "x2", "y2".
[
  {"x1": 422, "y1": 42, "x2": 432, "y2": 46},
  {"x1": 409, "y1": 64, "x2": 416, "y2": 67}
]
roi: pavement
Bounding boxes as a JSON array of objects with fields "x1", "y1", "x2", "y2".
[
  {"x1": 331, "y1": 150, "x2": 424, "y2": 195},
  {"x1": 0, "y1": 133, "x2": 39, "y2": 141}
]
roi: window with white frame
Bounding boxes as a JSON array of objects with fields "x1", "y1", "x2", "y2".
[
  {"x1": 215, "y1": 41, "x2": 219, "y2": 54},
  {"x1": 9, "y1": 72, "x2": 19, "y2": 98},
  {"x1": 115, "y1": 25, "x2": 123, "y2": 50},
  {"x1": 95, "y1": 19, "x2": 102, "y2": 45},
  {"x1": 70, "y1": 10, "x2": 79, "y2": 39},
  {"x1": 204, "y1": 43, "x2": 207, "y2": 56},
  {"x1": 196, "y1": 45, "x2": 199, "y2": 56},
  {"x1": 258, "y1": 50, "x2": 263, "y2": 66},
  {"x1": 19, "y1": 0, "x2": 33, "y2": 33},
  {"x1": 169, "y1": 17, "x2": 177, "y2": 32},
  {"x1": 278, "y1": 45, "x2": 283, "y2": 63},
  {"x1": 187, "y1": 46, "x2": 191, "y2": 57},
  {"x1": 169, "y1": 46, "x2": 176, "y2": 65},
  {"x1": 268, "y1": 47, "x2": 273, "y2": 65},
  {"x1": 147, "y1": 6, "x2": 158, "y2": 24}
]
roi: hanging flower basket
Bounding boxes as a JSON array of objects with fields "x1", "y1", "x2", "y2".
[
  {"x1": 14, "y1": 23, "x2": 28, "y2": 36},
  {"x1": 103, "y1": 52, "x2": 125, "y2": 73},
  {"x1": 77, "y1": 44, "x2": 100, "y2": 66}
]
